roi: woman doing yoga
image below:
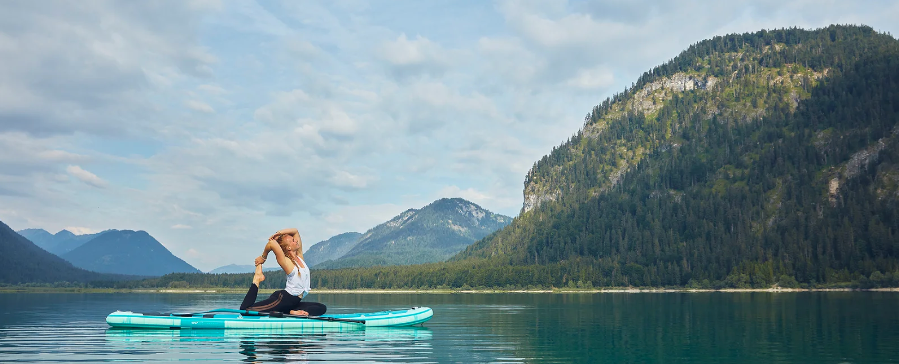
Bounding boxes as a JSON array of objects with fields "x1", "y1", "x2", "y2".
[{"x1": 239, "y1": 228, "x2": 325, "y2": 316}]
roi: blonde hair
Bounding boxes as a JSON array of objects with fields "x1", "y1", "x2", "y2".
[{"x1": 277, "y1": 234, "x2": 300, "y2": 270}]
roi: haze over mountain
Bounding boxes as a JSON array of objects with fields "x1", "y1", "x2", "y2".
[
  {"x1": 303, "y1": 232, "x2": 363, "y2": 267},
  {"x1": 62, "y1": 230, "x2": 200, "y2": 277},
  {"x1": 315, "y1": 198, "x2": 511, "y2": 269},
  {"x1": 208, "y1": 264, "x2": 281, "y2": 274},
  {"x1": 0, "y1": 220, "x2": 134, "y2": 284},
  {"x1": 17, "y1": 228, "x2": 109, "y2": 256}
]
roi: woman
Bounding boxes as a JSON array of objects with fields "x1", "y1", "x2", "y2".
[{"x1": 239, "y1": 228, "x2": 325, "y2": 316}]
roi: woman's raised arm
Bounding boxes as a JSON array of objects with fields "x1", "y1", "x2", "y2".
[
  {"x1": 269, "y1": 228, "x2": 299, "y2": 242},
  {"x1": 257, "y1": 239, "x2": 296, "y2": 275}
]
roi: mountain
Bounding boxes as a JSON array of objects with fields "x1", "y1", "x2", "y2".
[
  {"x1": 316, "y1": 198, "x2": 511, "y2": 269},
  {"x1": 208, "y1": 264, "x2": 281, "y2": 274},
  {"x1": 61, "y1": 230, "x2": 200, "y2": 276},
  {"x1": 0, "y1": 220, "x2": 132, "y2": 284},
  {"x1": 453, "y1": 25, "x2": 899, "y2": 287},
  {"x1": 303, "y1": 232, "x2": 363, "y2": 267},
  {"x1": 17, "y1": 228, "x2": 107, "y2": 256}
]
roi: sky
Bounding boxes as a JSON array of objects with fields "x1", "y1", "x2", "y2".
[{"x1": 1, "y1": 0, "x2": 898, "y2": 272}]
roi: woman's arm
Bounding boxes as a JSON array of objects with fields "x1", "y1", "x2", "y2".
[
  {"x1": 270, "y1": 228, "x2": 299, "y2": 241},
  {"x1": 262, "y1": 238, "x2": 296, "y2": 275}
]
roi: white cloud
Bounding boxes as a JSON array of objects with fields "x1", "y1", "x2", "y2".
[
  {"x1": 0, "y1": 1, "x2": 218, "y2": 137},
  {"x1": 198, "y1": 84, "x2": 226, "y2": 95},
  {"x1": 329, "y1": 170, "x2": 376, "y2": 189},
  {"x1": 566, "y1": 66, "x2": 615, "y2": 89},
  {"x1": 380, "y1": 33, "x2": 438, "y2": 66},
  {"x1": 64, "y1": 226, "x2": 97, "y2": 235},
  {"x1": 171, "y1": 224, "x2": 192, "y2": 229},
  {"x1": 186, "y1": 100, "x2": 215, "y2": 113},
  {"x1": 377, "y1": 33, "x2": 455, "y2": 79},
  {"x1": 66, "y1": 165, "x2": 108, "y2": 189}
]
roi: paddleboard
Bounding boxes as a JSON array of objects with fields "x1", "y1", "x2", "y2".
[{"x1": 106, "y1": 307, "x2": 433, "y2": 329}]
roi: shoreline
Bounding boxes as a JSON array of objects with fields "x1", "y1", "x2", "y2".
[{"x1": 0, "y1": 287, "x2": 896, "y2": 294}]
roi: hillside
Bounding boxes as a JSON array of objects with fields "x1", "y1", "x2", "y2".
[
  {"x1": 0, "y1": 220, "x2": 133, "y2": 284},
  {"x1": 453, "y1": 25, "x2": 899, "y2": 287},
  {"x1": 303, "y1": 232, "x2": 363, "y2": 267},
  {"x1": 315, "y1": 198, "x2": 511, "y2": 268},
  {"x1": 17, "y1": 228, "x2": 107, "y2": 256},
  {"x1": 62, "y1": 230, "x2": 200, "y2": 276}
]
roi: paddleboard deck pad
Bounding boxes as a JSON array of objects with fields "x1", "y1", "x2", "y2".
[{"x1": 106, "y1": 307, "x2": 433, "y2": 329}]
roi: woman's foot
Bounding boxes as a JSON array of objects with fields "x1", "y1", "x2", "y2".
[
  {"x1": 289, "y1": 309, "x2": 309, "y2": 316},
  {"x1": 252, "y1": 264, "x2": 266, "y2": 286}
]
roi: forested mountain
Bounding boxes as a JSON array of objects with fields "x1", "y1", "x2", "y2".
[
  {"x1": 62, "y1": 230, "x2": 200, "y2": 276},
  {"x1": 315, "y1": 198, "x2": 511, "y2": 268},
  {"x1": 0, "y1": 220, "x2": 134, "y2": 284},
  {"x1": 17, "y1": 228, "x2": 108, "y2": 256},
  {"x1": 453, "y1": 25, "x2": 899, "y2": 288},
  {"x1": 303, "y1": 232, "x2": 363, "y2": 267}
]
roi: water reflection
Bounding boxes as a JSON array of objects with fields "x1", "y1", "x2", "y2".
[
  {"x1": 1, "y1": 292, "x2": 897, "y2": 363},
  {"x1": 104, "y1": 327, "x2": 433, "y2": 363}
]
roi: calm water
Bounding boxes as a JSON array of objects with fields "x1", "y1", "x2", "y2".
[{"x1": 0, "y1": 292, "x2": 896, "y2": 363}]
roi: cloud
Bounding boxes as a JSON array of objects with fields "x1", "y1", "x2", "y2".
[
  {"x1": 171, "y1": 224, "x2": 192, "y2": 229},
  {"x1": 378, "y1": 33, "x2": 453, "y2": 79},
  {"x1": 64, "y1": 226, "x2": 97, "y2": 235},
  {"x1": 198, "y1": 84, "x2": 227, "y2": 95},
  {"x1": 566, "y1": 66, "x2": 615, "y2": 89},
  {"x1": 0, "y1": 1, "x2": 217, "y2": 137},
  {"x1": 329, "y1": 170, "x2": 376, "y2": 189},
  {"x1": 186, "y1": 100, "x2": 215, "y2": 113},
  {"x1": 66, "y1": 165, "x2": 108, "y2": 188}
]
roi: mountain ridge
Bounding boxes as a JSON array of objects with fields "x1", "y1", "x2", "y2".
[
  {"x1": 0, "y1": 220, "x2": 137, "y2": 284},
  {"x1": 315, "y1": 198, "x2": 511, "y2": 268},
  {"x1": 16, "y1": 228, "x2": 109, "y2": 256},
  {"x1": 62, "y1": 230, "x2": 201, "y2": 276}
]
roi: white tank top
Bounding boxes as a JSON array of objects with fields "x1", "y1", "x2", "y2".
[{"x1": 285, "y1": 256, "x2": 311, "y2": 297}]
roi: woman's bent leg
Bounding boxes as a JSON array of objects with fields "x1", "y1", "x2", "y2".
[
  {"x1": 293, "y1": 302, "x2": 327, "y2": 316},
  {"x1": 239, "y1": 283, "x2": 260, "y2": 310},
  {"x1": 245, "y1": 290, "x2": 300, "y2": 313}
]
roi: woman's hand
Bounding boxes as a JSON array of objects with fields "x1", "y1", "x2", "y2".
[{"x1": 254, "y1": 255, "x2": 266, "y2": 266}]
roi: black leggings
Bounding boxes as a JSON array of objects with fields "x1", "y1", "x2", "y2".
[{"x1": 239, "y1": 283, "x2": 327, "y2": 316}]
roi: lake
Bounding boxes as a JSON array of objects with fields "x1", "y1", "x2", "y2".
[{"x1": 0, "y1": 291, "x2": 896, "y2": 363}]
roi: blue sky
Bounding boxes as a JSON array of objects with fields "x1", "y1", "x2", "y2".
[{"x1": 1, "y1": 0, "x2": 898, "y2": 271}]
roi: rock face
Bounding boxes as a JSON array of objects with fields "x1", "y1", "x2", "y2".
[
  {"x1": 630, "y1": 73, "x2": 718, "y2": 115},
  {"x1": 315, "y1": 198, "x2": 511, "y2": 269},
  {"x1": 828, "y1": 136, "x2": 892, "y2": 205}
]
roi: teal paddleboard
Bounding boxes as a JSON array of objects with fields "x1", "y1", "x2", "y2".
[{"x1": 106, "y1": 307, "x2": 433, "y2": 329}]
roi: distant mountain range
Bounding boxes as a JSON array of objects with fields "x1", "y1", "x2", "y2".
[
  {"x1": 313, "y1": 198, "x2": 511, "y2": 269},
  {"x1": 207, "y1": 264, "x2": 281, "y2": 274},
  {"x1": 16, "y1": 228, "x2": 108, "y2": 256},
  {"x1": 0, "y1": 220, "x2": 135, "y2": 284},
  {"x1": 303, "y1": 232, "x2": 363, "y2": 267},
  {"x1": 59, "y1": 230, "x2": 200, "y2": 276}
]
